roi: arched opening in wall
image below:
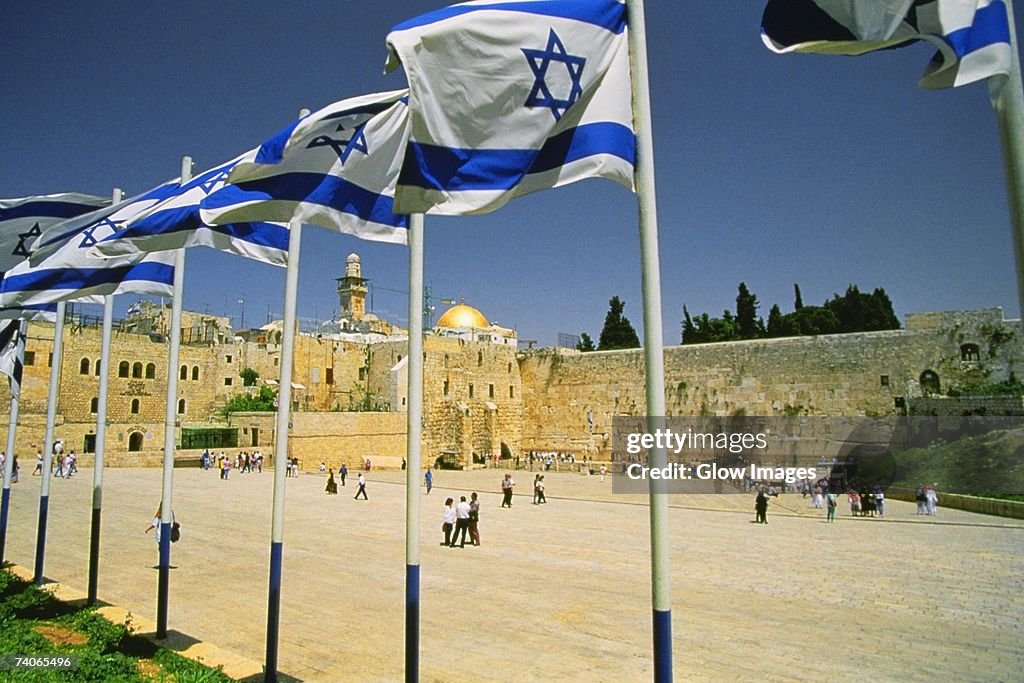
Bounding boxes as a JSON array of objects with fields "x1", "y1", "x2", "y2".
[
  {"x1": 128, "y1": 432, "x2": 144, "y2": 452},
  {"x1": 118, "y1": 361, "x2": 130, "y2": 378},
  {"x1": 500, "y1": 441, "x2": 512, "y2": 463},
  {"x1": 79, "y1": 358, "x2": 90, "y2": 375},
  {"x1": 177, "y1": 398, "x2": 186, "y2": 415},
  {"x1": 145, "y1": 363, "x2": 156, "y2": 379},
  {"x1": 131, "y1": 398, "x2": 140, "y2": 415},
  {"x1": 192, "y1": 366, "x2": 199, "y2": 381},
  {"x1": 132, "y1": 362, "x2": 143, "y2": 378},
  {"x1": 920, "y1": 370, "x2": 941, "y2": 397},
  {"x1": 180, "y1": 365, "x2": 188, "y2": 381},
  {"x1": 94, "y1": 359, "x2": 101, "y2": 376}
]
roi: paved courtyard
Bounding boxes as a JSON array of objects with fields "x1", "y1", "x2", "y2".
[{"x1": 3, "y1": 466, "x2": 1023, "y2": 682}]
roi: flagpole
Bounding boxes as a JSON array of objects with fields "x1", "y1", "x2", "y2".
[
  {"x1": 85, "y1": 187, "x2": 122, "y2": 604},
  {"x1": 34, "y1": 300, "x2": 66, "y2": 583},
  {"x1": 0, "y1": 319, "x2": 27, "y2": 565},
  {"x1": 156, "y1": 158, "x2": 191, "y2": 638},
  {"x1": 991, "y1": 0, "x2": 1024, "y2": 324},
  {"x1": 265, "y1": 215, "x2": 302, "y2": 683},
  {"x1": 405, "y1": 213, "x2": 424, "y2": 682},
  {"x1": 626, "y1": 1, "x2": 673, "y2": 680},
  {"x1": 87, "y1": 290, "x2": 116, "y2": 604}
]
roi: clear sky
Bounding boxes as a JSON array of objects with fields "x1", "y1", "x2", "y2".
[{"x1": 2, "y1": 2, "x2": 1020, "y2": 345}]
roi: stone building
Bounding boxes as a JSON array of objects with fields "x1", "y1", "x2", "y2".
[{"x1": 0, "y1": 252, "x2": 1020, "y2": 469}]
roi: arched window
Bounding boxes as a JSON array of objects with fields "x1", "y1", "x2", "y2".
[
  {"x1": 960, "y1": 343, "x2": 981, "y2": 362},
  {"x1": 920, "y1": 370, "x2": 941, "y2": 397},
  {"x1": 177, "y1": 398, "x2": 186, "y2": 415},
  {"x1": 79, "y1": 358, "x2": 91, "y2": 375},
  {"x1": 180, "y1": 365, "x2": 188, "y2": 381},
  {"x1": 94, "y1": 359, "x2": 101, "y2": 376},
  {"x1": 192, "y1": 366, "x2": 199, "y2": 381},
  {"x1": 477, "y1": 351, "x2": 483, "y2": 366},
  {"x1": 128, "y1": 432, "x2": 144, "y2": 452},
  {"x1": 90, "y1": 397, "x2": 98, "y2": 414},
  {"x1": 132, "y1": 362, "x2": 143, "y2": 378},
  {"x1": 131, "y1": 398, "x2": 140, "y2": 414},
  {"x1": 118, "y1": 361, "x2": 129, "y2": 378},
  {"x1": 145, "y1": 363, "x2": 156, "y2": 379}
]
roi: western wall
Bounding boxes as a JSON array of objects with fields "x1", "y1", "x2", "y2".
[{"x1": 0, "y1": 256, "x2": 1020, "y2": 469}]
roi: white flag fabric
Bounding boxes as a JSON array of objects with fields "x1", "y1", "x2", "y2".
[
  {"x1": 199, "y1": 90, "x2": 410, "y2": 245},
  {"x1": 385, "y1": 0, "x2": 635, "y2": 215},
  {"x1": 0, "y1": 193, "x2": 110, "y2": 272},
  {"x1": 761, "y1": 0, "x2": 1012, "y2": 89},
  {"x1": 0, "y1": 181, "x2": 181, "y2": 308},
  {"x1": 92, "y1": 155, "x2": 290, "y2": 265},
  {"x1": 0, "y1": 320, "x2": 25, "y2": 399}
]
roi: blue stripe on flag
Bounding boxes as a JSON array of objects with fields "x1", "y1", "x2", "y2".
[
  {"x1": 207, "y1": 175, "x2": 408, "y2": 230},
  {"x1": 1, "y1": 262, "x2": 174, "y2": 294},
  {"x1": 0, "y1": 201, "x2": 105, "y2": 222},
  {"x1": 391, "y1": 0, "x2": 627, "y2": 35},
  {"x1": 399, "y1": 122, "x2": 634, "y2": 191},
  {"x1": 944, "y1": 1, "x2": 1010, "y2": 58}
]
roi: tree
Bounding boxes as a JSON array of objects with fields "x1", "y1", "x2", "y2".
[
  {"x1": 240, "y1": 367, "x2": 259, "y2": 387},
  {"x1": 597, "y1": 296, "x2": 640, "y2": 350},
  {"x1": 794, "y1": 283, "x2": 804, "y2": 311},
  {"x1": 221, "y1": 385, "x2": 277, "y2": 416},
  {"x1": 576, "y1": 332, "x2": 596, "y2": 352},
  {"x1": 825, "y1": 285, "x2": 899, "y2": 333},
  {"x1": 735, "y1": 282, "x2": 762, "y2": 339},
  {"x1": 681, "y1": 306, "x2": 698, "y2": 344}
]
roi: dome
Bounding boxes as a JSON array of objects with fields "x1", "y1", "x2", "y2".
[
  {"x1": 346, "y1": 253, "x2": 360, "y2": 263},
  {"x1": 436, "y1": 302, "x2": 488, "y2": 329}
]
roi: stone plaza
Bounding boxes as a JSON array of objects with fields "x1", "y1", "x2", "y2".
[{"x1": 3, "y1": 465, "x2": 1023, "y2": 681}]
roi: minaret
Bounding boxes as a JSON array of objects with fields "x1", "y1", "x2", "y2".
[{"x1": 337, "y1": 252, "x2": 368, "y2": 321}]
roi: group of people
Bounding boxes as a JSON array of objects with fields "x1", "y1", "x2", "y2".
[
  {"x1": 759, "y1": 482, "x2": 941, "y2": 523},
  {"x1": 441, "y1": 493, "x2": 481, "y2": 547},
  {"x1": 324, "y1": 465, "x2": 367, "y2": 499},
  {"x1": 201, "y1": 449, "x2": 265, "y2": 478},
  {"x1": 914, "y1": 484, "x2": 940, "y2": 515}
]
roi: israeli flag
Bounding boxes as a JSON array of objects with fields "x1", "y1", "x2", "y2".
[
  {"x1": 93, "y1": 154, "x2": 290, "y2": 266},
  {"x1": 0, "y1": 181, "x2": 181, "y2": 308},
  {"x1": 0, "y1": 193, "x2": 110, "y2": 272},
  {"x1": 200, "y1": 90, "x2": 410, "y2": 245},
  {"x1": 0, "y1": 320, "x2": 24, "y2": 399},
  {"x1": 761, "y1": 0, "x2": 1012, "y2": 89},
  {"x1": 385, "y1": 0, "x2": 635, "y2": 215}
]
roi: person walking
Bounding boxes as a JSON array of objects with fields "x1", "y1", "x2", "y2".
[
  {"x1": 532, "y1": 474, "x2": 541, "y2": 504},
  {"x1": 450, "y1": 496, "x2": 470, "y2": 547},
  {"x1": 536, "y1": 475, "x2": 547, "y2": 504},
  {"x1": 354, "y1": 472, "x2": 368, "y2": 500},
  {"x1": 340, "y1": 463, "x2": 347, "y2": 487},
  {"x1": 873, "y1": 485, "x2": 885, "y2": 518},
  {"x1": 441, "y1": 497, "x2": 455, "y2": 546},
  {"x1": 425, "y1": 468, "x2": 433, "y2": 495},
  {"x1": 501, "y1": 473, "x2": 514, "y2": 508},
  {"x1": 826, "y1": 489, "x2": 838, "y2": 522},
  {"x1": 468, "y1": 492, "x2": 481, "y2": 546},
  {"x1": 325, "y1": 469, "x2": 338, "y2": 495},
  {"x1": 33, "y1": 450, "x2": 42, "y2": 476},
  {"x1": 925, "y1": 485, "x2": 939, "y2": 516}
]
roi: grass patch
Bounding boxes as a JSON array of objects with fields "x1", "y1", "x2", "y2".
[{"x1": 0, "y1": 568, "x2": 233, "y2": 682}]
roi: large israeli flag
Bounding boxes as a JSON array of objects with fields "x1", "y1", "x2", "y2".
[
  {"x1": 385, "y1": 0, "x2": 635, "y2": 215},
  {"x1": 0, "y1": 193, "x2": 110, "y2": 272},
  {"x1": 92, "y1": 154, "x2": 290, "y2": 265},
  {"x1": 761, "y1": 0, "x2": 1012, "y2": 89},
  {"x1": 200, "y1": 90, "x2": 410, "y2": 245},
  {"x1": 0, "y1": 182, "x2": 181, "y2": 308}
]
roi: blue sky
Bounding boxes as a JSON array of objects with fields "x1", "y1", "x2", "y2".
[{"x1": 1, "y1": 2, "x2": 1020, "y2": 345}]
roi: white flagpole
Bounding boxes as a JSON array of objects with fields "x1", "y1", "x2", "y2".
[
  {"x1": 991, "y1": 0, "x2": 1024, "y2": 324},
  {"x1": 265, "y1": 214, "x2": 303, "y2": 683},
  {"x1": 34, "y1": 300, "x2": 66, "y2": 583},
  {"x1": 405, "y1": 213, "x2": 424, "y2": 682},
  {"x1": 87, "y1": 188, "x2": 121, "y2": 605},
  {"x1": 626, "y1": 0, "x2": 673, "y2": 680},
  {"x1": 156, "y1": 157, "x2": 191, "y2": 638},
  {"x1": 0, "y1": 319, "x2": 27, "y2": 565}
]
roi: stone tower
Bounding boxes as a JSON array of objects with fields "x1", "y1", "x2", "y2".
[{"x1": 337, "y1": 252, "x2": 368, "y2": 322}]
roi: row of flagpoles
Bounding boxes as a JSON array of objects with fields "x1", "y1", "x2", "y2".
[{"x1": 2, "y1": 1, "x2": 1023, "y2": 681}]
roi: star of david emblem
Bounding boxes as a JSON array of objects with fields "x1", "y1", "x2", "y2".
[
  {"x1": 78, "y1": 216, "x2": 121, "y2": 249},
  {"x1": 521, "y1": 29, "x2": 586, "y2": 121},
  {"x1": 197, "y1": 167, "x2": 233, "y2": 195},
  {"x1": 12, "y1": 223, "x2": 41, "y2": 259},
  {"x1": 307, "y1": 123, "x2": 368, "y2": 164}
]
